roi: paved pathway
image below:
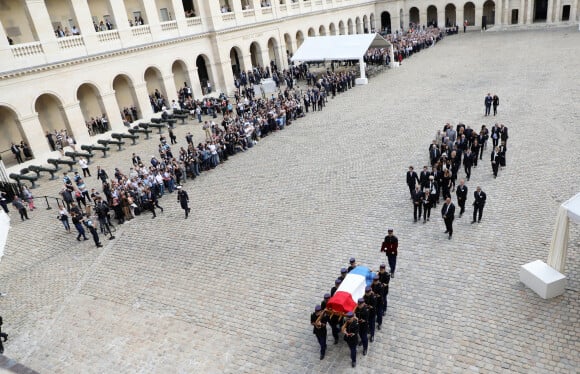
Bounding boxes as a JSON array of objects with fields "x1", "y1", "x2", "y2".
[{"x1": 0, "y1": 28, "x2": 579, "y2": 373}]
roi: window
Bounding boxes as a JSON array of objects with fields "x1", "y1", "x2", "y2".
[{"x1": 160, "y1": 8, "x2": 170, "y2": 21}]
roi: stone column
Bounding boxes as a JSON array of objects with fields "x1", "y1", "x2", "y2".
[
  {"x1": 496, "y1": 0, "x2": 504, "y2": 25},
  {"x1": 108, "y1": 0, "x2": 131, "y2": 42},
  {"x1": 0, "y1": 20, "x2": 11, "y2": 73},
  {"x1": 519, "y1": 0, "x2": 526, "y2": 23},
  {"x1": 475, "y1": 5, "x2": 483, "y2": 28},
  {"x1": 570, "y1": 0, "x2": 578, "y2": 21},
  {"x1": 438, "y1": 9, "x2": 446, "y2": 28},
  {"x1": 162, "y1": 74, "x2": 179, "y2": 104},
  {"x1": 547, "y1": 0, "x2": 554, "y2": 21},
  {"x1": 420, "y1": 9, "x2": 427, "y2": 26},
  {"x1": 142, "y1": 0, "x2": 162, "y2": 38},
  {"x1": 217, "y1": 60, "x2": 236, "y2": 94},
  {"x1": 355, "y1": 58, "x2": 368, "y2": 85},
  {"x1": 188, "y1": 67, "x2": 204, "y2": 99},
  {"x1": 24, "y1": 0, "x2": 59, "y2": 55},
  {"x1": 457, "y1": 8, "x2": 465, "y2": 30},
  {"x1": 19, "y1": 114, "x2": 52, "y2": 159},
  {"x1": 70, "y1": 0, "x2": 98, "y2": 53},
  {"x1": 278, "y1": 44, "x2": 288, "y2": 70},
  {"x1": 261, "y1": 48, "x2": 272, "y2": 68},
  {"x1": 171, "y1": 0, "x2": 188, "y2": 32},
  {"x1": 243, "y1": 53, "x2": 253, "y2": 70},
  {"x1": 554, "y1": 0, "x2": 561, "y2": 21},
  {"x1": 503, "y1": 0, "x2": 510, "y2": 24},
  {"x1": 100, "y1": 92, "x2": 127, "y2": 133},
  {"x1": 527, "y1": 0, "x2": 534, "y2": 23},
  {"x1": 62, "y1": 103, "x2": 92, "y2": 146},
  {"x1": 133, "y1": 82, "x2": 155, "y2": 120}
]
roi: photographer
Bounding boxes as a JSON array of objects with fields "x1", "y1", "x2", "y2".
[{"x1": 95, "y1": 198, "x2": 114, "y2": 239}]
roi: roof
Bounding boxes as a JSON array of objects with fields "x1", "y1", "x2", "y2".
[{"x1": 290, "y1": 33, "x2": 391, "y2": 62}]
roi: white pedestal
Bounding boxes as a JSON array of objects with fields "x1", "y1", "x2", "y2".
[
  {"x1": 520, "y1": 260, "x2": 567, "y2": 299},
  {"x1": 391, "y1": 61, "x2": 400, "y2": 68},
  {"x1": 355, "y1": 78, "x2": 368, "y2": 85}
]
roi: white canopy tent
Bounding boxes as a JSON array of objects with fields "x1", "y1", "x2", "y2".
[
  {"x1": 290, "y1": 33, "x2": 393, "y2": 85},
  {"x1": 547, "y1": 192, "x2": 580, "y2": 272}
]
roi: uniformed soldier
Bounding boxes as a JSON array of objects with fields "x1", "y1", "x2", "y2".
[
  {"x1": 363, "y1": 286, "x2": 377, "y2": 342},
  {"x1": 347, "y1": 258, "x2": 357, "y2": 272},
  {"x1": 321, "y1": 293, "x2": 331, "y2": 310},
  {"x1": 342, "y1": 311, "x2": 359, "y2": 368},
  {"x1": 310, "y1": 305, "x2": 328, "y2": 360},
  {"x1": 338, "y1": 268, "x2": 348, "y2": 282},
  {"x1": 380, "y1": 228, "x2": 399, "y2": 278},
  {"x1": 378, "y1": 264, "x2": 391, "y2": 316},
  {"x1": 329, "y1": 312, "x2": 341, "y2": 345},
  {"x1": 371, "y1": 275, "x2": 384, "y2": 330},
  {"x1": 355, "y1": 298, "x2": 369, "y2": 356},
  {"x1": 330, "y1": 278, "x2": 342, "y2": 297}
]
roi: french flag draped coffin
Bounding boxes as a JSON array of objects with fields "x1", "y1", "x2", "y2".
[{"x1": 326, "y1": 266, "x2": 374, "y2": 314}]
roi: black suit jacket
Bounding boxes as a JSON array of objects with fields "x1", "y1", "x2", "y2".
[
  {"x1": 456, "y1": 185, "x2": 468, "y2": 201},
  {"x1": 441, "y1": 203, "x2": 455, "y2": 219},
  {"x1": 473, "y1": 191, "x2": 487, "y2": 206},
  {"x1": 407, "y1": 171, "x2": 419, "y2": 187}
]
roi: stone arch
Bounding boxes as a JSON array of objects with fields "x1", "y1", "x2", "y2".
[
  {"x1": 172, "y1": 60, "x2": 192, "y2": 95},
  {"x1": 338, "y1": 20, "x2": 345, "y2": 35},
  {"x1": 362, "y1": 15, "x2": 369, "y2": 32},
  {"x1": 483, "y1": 0, "x2": 495, "y2": 25},
  {"x1": 307, "y1": 27, "x2": 315, "y2": 37},
  {"x1": 34, "y1": 93, "x2": 73, "y2": 139},
  {"x1": 329, "y1": 22, "x2": 337, "y2": 35},
  {"x1": 409, "y1": 7, "x2": 420, "y2": 25},
  {"x1": 427, "y1": 5, "x2": 438, "y2": 26},
  {"x1": 267, "y1": 37, "x2": 281, "y2": 68},
  {"x1": 144, "y1": 66, "x2": 167, "y2": 101},
  {"x1": 295, "y1": 30, "x2": 304, "y2": 48},
  {"x1": 229, "y1": 46, "x2": 244, "y2": 77},
  {"x1": 381, "y1": 11, "x2": 391, "y2": 32},
  {"x1": 319, "y1": 25, "x2": 326, "y2": 36},
  {"x1": 249, "y1": 41, "x2": 263, "y2": 67},
  {"x1": 113, "y1": 74, "x2": 141, "y2": 123},
  {"x1": 464, "y1": 2, "x2": 475, "y2": 25},
  {"x1": 355, "y1": 17, "x2": 362, "y2": 34},
  {"x1": 445, "y1": 3, "x2": 457, "y2": 26},
  {"x1": 0, "y1": 105, "x2": 31, "y2": 166},
  {"x1": 196, "y1": 54, "x2": 214, "y2": 95},
  {"x1": 370, "y1": 13, "x2": 375, "y2": 31},
  {"x1": 347, "y1": 18, "x2": 354, "y2": 34},
  {"x1": 76, "y1": 83, "x2": 108, "y2": 135}
]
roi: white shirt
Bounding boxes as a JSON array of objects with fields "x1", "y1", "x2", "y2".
[{"x1": 78, "y1": 159, "x2": 88, "y2": 169}]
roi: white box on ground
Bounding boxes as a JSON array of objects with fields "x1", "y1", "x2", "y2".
[
  {"x1": 520, "y1": 260, "x2": 567, "y2": 299},
  {"x1": 355, "y1": 78, "x2": 368, "y2": 85}
]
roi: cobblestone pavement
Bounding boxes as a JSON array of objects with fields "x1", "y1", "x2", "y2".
[{"x1": 1, "y1": 28, "x2": 579, "y2": 373}]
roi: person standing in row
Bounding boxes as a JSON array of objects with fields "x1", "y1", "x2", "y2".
[
  {"x1": 380, "y1": 228, "x2": 398, "y2": 278},
  {"x1": 492, "y1": 94, "x2": 500, "y2": 116},
  {"x1": 441, "y1": 197, "x2": 455, "y2": 239},
  {"x1": 484, "y1": 93, "x2": 493, "y2": 116},
  {"x1": 456, "y1": 179, "x2": 468, "y2": 217},
  {"x1": 472, "y1": 186, "x2": 487, "y2": 224},
  {"x1": 79, "y1": 157, "x2": 91, "y2": 177},
  {"x1": 342, "y1": 311, "x2": 359, "y2": 368},
  {"x1": 310, "y1": 305, "x2": 328, "y2": 360},
  {"x1": 11, "y1": 197, "x2": 28, "y2": 221},
  {"x1": 491, "y1": 146, "x2": 501, "y2": 178},
  {"x1": 422, "y1": 188, "x2": 432, "y2": 223},
  {"x1": 406, "y1": 166, "x2": 419, "y2": 199},
  {"x1": 412, "y1": 185, "x2": 423, "y2": 222},
  {"x1": 0, "y1": 316, "x2": 7, "y2": 354},
  {"x1": 176, "y1": 186, "x2": 190, "y2": 218}
]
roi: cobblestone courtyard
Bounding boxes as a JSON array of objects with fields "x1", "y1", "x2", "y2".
[{"x1": 1, "y1": 28, "x2": 579, "y2": 373}]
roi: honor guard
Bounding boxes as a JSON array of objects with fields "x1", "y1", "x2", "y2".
[
  {"x1": 311, "y1": 305, "x2": 328, "y2": 360},
  {"x1": 342, "y1": 311, "x2": 359, "y2": 368},
  {"x1": 347, "y1": 257, "x2": 357, "y2": 272},
  {"x1": 355, "y1": 298, "x2": 369, "y2": 356},
  {"x1": 378, "y1": 264, "x2": 391, "y2": 315},
  {"x1": 371, "y1": 275, "x2": 384, "y2": 330},
  {"x1": 364, "y1": 286, "x2": 377, "y2": 342},
  {"x1": 330, "y1": 278, "x2": 342, "y2": 297}
]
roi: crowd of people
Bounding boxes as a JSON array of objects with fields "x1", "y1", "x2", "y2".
[
  {"x1": 85, "y1": 114, "x2": 110, "y2": 135},
  {"x1": 45, "y1": 129, "x2": 77, "y2": 154},
  {"x1": 9, "y1": 142, "x2": 33, "y2": 164}
]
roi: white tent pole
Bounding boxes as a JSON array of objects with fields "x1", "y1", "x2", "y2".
[{"x1": 359, "y1": 58, "x2": 366, "y2": 80}]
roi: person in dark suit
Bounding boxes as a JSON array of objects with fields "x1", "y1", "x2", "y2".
[
  {"x1": 406, "y1": 166, "x2": 419, "y2": 199},
  {"x1": 498, "y1": 142, "x2": 507, "y2": 168},
  {"x1": 176, "y1": 185, "x2": 190, "y2": 218},
  {"x1": 429, "y1": 144, "x2": 441, "y2": 167},
  {"x1": 419, "y1": 166, "x2": 431, "y2": 188},
  {"x1": 412, "y1": 185, "x2": 423, "y2": 222},
  {"x1": 11, "y1": 143, "x2": 23, "y2": 164},
  {"x1": 491, "y1": 124, "x2": 500, "y2": 148},
  {"x1": 441, "y1": 197, "x2": 455, "y2": 239},
  {"x1": 463, "y1": 149, "x2": 474, "y2": 181},
  {"x1": 491, "y1": 147, "x2": 501, "y2": 178},
  {"x1": 471, "y1": 140, "x2": 480, "y2": 167},
  {"x1": 456, "y1": 179, "x2": 468, "y2": 217},
  {"x1": 499, "y1": 124, "x2": 509, "y2": 147},
  {"x1": 310, "y1": 305, "x2": 328, "y2": 360},
  {"x1": 484, "y1": 93, "x2": 493, "y2": 116},
  {"x1": 492, "y1": 95, "x2": 499, "y2": 115},
  {"x1": 472, "y1": 186, "x2": 487, "y2": 223},
  {"x1": 422, "y1": 188, "x2": 432, "y2": 223}
]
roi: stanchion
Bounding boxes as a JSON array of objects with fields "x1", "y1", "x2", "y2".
[{"x1": 44, "y1": 196, "x2": 52, "y2": 210}]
